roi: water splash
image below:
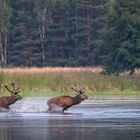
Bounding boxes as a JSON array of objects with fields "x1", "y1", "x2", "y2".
[
  {"x1": 11, "y1": 97, "x2": 49, "y2": 113},
  {"x1": 0, "y1": 107, "x2": 10, "y2": 112},
  {"x1": 0, "y1": 97, "x2": 64, "y2": 113},
  {"x1": 0, "y1": 97, "x2": 140, "y2": 120},
  {"x1": 48, "y1": 104, "x2": 63, "y2": 113}
]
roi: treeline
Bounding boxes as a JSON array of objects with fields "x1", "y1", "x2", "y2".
[
  {"x1": 0, "y1": 0, "x2": 140, "y2": 74},
  {"x1": 0, "y1": 0, "x2": 106, "y2": 67}
]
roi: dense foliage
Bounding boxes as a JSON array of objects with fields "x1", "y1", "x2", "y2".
[
  {"x1": 97, "y1": 0, "x2": 140, "y2": 74},
  {"x1": 0, "y1": 0, "x2": 140, "y2": 74},
  {"x1": 0, "y1": 0, "x2": 106, "y2": 67}
]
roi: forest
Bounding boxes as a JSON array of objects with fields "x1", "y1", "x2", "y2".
[{"x1": 0, "y1": 0, "x2": 140, "y2": 74}]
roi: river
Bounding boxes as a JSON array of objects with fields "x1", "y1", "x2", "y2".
[{"x1": 0, "y1": 97, "x2": 140, "y2": 140}]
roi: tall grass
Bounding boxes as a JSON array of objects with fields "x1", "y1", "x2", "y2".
[{"x1": 0, "y1": 67, "x2": 140, "y2": 96}]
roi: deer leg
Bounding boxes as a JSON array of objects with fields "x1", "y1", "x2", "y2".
[
  {"x1": 48, "y1": 106, "x2": 51, "y2": 111},
  {"x1": 48, "y1": 105, "x2": 53, "y2": 111},
  {"x1": 3, "y1": 106, "x2": 11, "y2": 111},
  {"x1": 3, "y1": 106, "x2": 10, "y2": 110},
  {"x1": 62, "y1": 107, "x2": 68, "y2": 112},
  {"x1": 48, "y1": 104, "x2": 57, "y2": 112},
  {"x1": 62, "y1": 107, "x2": 66, "y2": 112}
]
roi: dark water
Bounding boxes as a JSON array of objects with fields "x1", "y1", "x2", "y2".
[{"x1": 0, "y1": 97, "x2": 140, "y2": 140}]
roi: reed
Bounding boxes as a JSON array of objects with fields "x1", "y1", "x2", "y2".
[{"x1": 0, "y1": 67, "x2": 140, "y2": 96}]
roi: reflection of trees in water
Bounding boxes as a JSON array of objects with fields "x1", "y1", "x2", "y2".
[
  {"x1": 44, "y1": 119, "x2": 137, "y2": 140},
  {"x1": 0, "y1": 118, "x2": 138, "y2": 140},
  {"x1": 0, "y1": 119, "x2": 28, "y2": 140},
  {"x1": 46, "y1": 119, "x2": 90, "y2": 140}
]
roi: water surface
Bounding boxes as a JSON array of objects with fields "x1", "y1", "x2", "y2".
[{"x1": 0, "y1": 97, "x2": 140, "y2": 140}]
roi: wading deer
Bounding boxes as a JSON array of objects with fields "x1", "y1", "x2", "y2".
[
  {"x1": 0, "y1": 81, "x2": 22, "y2": 109},
  {"x1": 47, "y1": 87, "x2": 88, "y2": 112}
]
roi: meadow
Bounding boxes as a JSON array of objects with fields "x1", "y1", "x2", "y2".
[{"x1": 0, "y1": 67, "x2": 140, "y2": 97}]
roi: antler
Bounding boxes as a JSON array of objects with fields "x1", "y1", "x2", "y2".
[
  {"x1": 3, "y1": 81, "x2": 22, "y2": 95},
  {"x1": 3, "y1": 83, "x2": 13, "y2": 93},
  {"x1": 70, "y1": 87, "x2": 85, "y2": 94},
  {"x1": 11, "y1": 81, "x2": 22, "y2": 94}
]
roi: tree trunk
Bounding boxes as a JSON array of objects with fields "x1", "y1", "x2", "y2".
[
  {"x1": 41, "y1": 24, "x2": 45, "y2": 62},
  {"x1": 86, "y1": 9, "x2": 90, "y2": 53},
  {"x1": 0, "y1": 34, "x2": 4, "y2": 65},
  {"x1": 4, "y1": 36, "x2": 8, "y2": 64},
  {"x1": 40, "y1": 8, "x2": 47, "y2": 64}
]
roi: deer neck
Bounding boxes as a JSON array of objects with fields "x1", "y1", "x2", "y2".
[
  {"x1": 72, "y1": 95, "x2": 82, "y2": 105},
  {"x1": 7, "y1": 96, "x2": 17, "y2": 105}
]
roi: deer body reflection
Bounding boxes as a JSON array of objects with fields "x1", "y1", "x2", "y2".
[{"x1": 47, "y1": 87, "x2": 88, "y2": 112}]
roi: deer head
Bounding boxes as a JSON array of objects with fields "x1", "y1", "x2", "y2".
[
  {"x1": 3, "y1": 81, "x2": 23, "y2": 101},
  {"x1": 70, "y1": 86, "x2": 88, "y2": 100}
]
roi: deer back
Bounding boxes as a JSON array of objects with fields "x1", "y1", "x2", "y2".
[{"x1": 48, "y1": 95, "x2": 79, "y2": 107}]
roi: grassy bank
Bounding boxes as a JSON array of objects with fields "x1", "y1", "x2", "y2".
[{"x1": 0, "y1": 67, "x2": 140, "y2": 97}]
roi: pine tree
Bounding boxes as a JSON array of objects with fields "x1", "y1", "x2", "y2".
[
  {"x1": 7, "y1": 0, "x2": 107, "y2": 67},
  {"x1": 97, "y1": 0, "x2": 140, "y2": 74},
  {"x1": 69, "y1": 0, "x2": 106, "y2": 66},
  {"x1": 47, "y1": 0, "x2": 106, "y2": 66},
  {"x1": 47, "y1": 0, "x2": 74, "y2": 66},
  {"x1": 10, "y1": 0, "x2": 38, "y2": 66}
]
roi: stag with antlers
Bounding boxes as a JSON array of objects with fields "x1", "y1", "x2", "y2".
[
  {"x1": 47, "y1": 87, "x2": 88, "y2": 112},
  {"x1": 0, "y1": 81, "x2": 22, "y2": 109}
]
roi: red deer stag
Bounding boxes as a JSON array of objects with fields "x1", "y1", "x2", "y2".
[
  {"x1": 0, "y1": 81, "x2": 22, "y2": 109},
  {"x1": 47, "y1": 87, "x2": 88, "y2": 112}
]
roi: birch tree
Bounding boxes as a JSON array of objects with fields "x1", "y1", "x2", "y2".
[
  {"x1": 34, "y1": 0, "x2": 57, "y2": 65},
  {"x1": 0, "y1": 0, "x2": 11, "y2": 66}
]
